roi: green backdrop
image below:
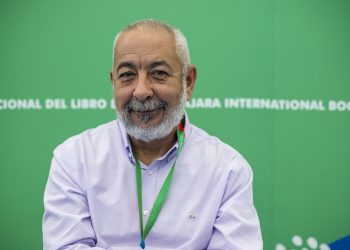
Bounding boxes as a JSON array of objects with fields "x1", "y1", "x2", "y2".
[{"x1": 1, "y1": 0, "x2": 349, "y2": 249}]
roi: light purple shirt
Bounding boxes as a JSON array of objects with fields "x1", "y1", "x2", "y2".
[{"x1": 43, "y1": 115, "x2": 263, "y2": 250}]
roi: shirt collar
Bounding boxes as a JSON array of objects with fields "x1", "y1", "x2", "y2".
[
  {"x1": 118, "y1": 113, "x2": 190, "y2": 165},
  {"x1": 118, "y1": 119, "x2": 135, "y2": 163}
]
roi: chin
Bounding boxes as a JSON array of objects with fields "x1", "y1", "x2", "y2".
[{"x1": 118, "y1": 96, "x2": 186, "y2": 142}]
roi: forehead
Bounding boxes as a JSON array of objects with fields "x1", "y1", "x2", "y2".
[{"x1": 114, "y1": 27, "x2": 179, "y2": 67}]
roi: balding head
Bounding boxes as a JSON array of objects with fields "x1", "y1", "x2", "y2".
[{"x1": 112, "y1": 19, "x2": 191, "y2": 78}]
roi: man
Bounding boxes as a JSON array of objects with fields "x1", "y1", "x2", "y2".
[{"x1": 43, "y1": 19, "x2": 263, "y2": 250}]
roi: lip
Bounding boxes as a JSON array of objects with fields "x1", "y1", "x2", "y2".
[
  {"x1": 130, "y1": 108, "x2": 164, "y2": 124},
  {"x1": 132, "y1": 109, "x2": 157, "y2": 115},
  {"x1": 131, "y1": 106, "x2": 166, "y2": 114}
]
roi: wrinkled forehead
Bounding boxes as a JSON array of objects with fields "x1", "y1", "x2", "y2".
[{"x1": 114, "y1": 27, "x2": 179, "y2": 67}]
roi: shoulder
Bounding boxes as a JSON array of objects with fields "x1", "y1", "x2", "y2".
[
  {"x1": 187, "y1": 123, "x2": 243, "y2": 162},
  {"x1": 186, "y1": 123, "x2": 252, "y2": 182},
  {"x1": 50, "y1": 120, "x2": 122, "y2": 183},
  {"x1": 53, "y1": 120, "x2": 119, "y2": 158}
]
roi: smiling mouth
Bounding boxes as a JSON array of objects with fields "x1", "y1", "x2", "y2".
[{"x1": 131, "y1": 107, "x2": 165, "y2": 123}]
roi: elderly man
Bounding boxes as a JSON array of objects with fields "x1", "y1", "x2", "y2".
[{"x1": 43, "y1": 19, "x2": 263, "y2": 250}]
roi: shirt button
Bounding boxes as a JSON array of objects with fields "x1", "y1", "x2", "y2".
[
  {"x1": 148, "y1": 170, "x2": 154, "y2": 175},
  {"x1": 143, "y1": 210, "x2": 149, "y2": 216}
]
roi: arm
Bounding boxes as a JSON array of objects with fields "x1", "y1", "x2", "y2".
[
  {"x1": 206, "y1": 155, "x2": 263, "y2": 250},
  {"x1": 43, "y1": 151, "x2": 105, "y2": 250}
]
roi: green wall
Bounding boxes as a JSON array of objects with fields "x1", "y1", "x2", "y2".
[{"x1": 1, "y1": 0, "x2": 349, "y2": 249}]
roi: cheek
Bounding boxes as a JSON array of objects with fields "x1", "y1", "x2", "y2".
[
  {"x1": 155, "y1": 77, "x2": 183, "y2": 98},
  {"x1": 157, "y1": 89, "x2": 182, "y2": 106},
  {"x1": 114, "y1": 85, "x2": 133, "y2": 110}
]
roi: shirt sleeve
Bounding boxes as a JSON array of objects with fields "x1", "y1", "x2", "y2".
[
  {"x1": 206, "y1": 154, "x2": 263, "y2": 250},
  {"x1": 42, "y1": 149, "x2": 105, "y2": 250}
]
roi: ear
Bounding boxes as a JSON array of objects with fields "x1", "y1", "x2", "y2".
[
  {"x1": 185, "y1": 65, "x2": 197, "y2": 100},
  {"x1": 110, "y1": 71, "x2": 113, "y2": 82},
  {"x1": 110, "y1": 71, "x2": 116, "y2": 91}
]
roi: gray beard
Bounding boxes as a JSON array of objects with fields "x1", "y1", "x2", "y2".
[{"x1": 117, "y1": 90, "x2": 186, "y2": 143}]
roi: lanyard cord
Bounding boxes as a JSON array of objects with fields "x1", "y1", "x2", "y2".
[{"x1": 135, "y1": 124, "x2": 185, "y2": 249}]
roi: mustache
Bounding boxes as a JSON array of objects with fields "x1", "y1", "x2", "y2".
[{"x1": 125, "y1": 98, "x2": 167, "y2": 112}]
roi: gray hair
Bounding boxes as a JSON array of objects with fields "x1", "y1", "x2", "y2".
[{"x1": 112, "y1": 19, "x2": 191, "y2": 78}]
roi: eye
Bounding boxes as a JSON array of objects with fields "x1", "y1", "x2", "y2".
[
  {"x1": 151, "y1": 70, "x2": 169, "y2": 80},
  {"x1": 118, "y1": 71, "x2": 136, "y2": 81}
]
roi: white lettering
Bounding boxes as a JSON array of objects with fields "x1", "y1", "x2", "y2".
[
  {"x1": 328, "y1": 100, "x2": 350, "y2": 111},
  {"x1": 45, "y1": 99, "x2": 67, "y2": 109},
  {"x1": 71, "y1": 98, "x2": 107, "y2": 110},
  {"x1": 0, "y1": 99, "x2": 42, "y2": 110},
  {"x1": 186, "y1": 98, "x2": 221, "y2": 108},
  {"x1": 110, "y1": 99, "x2": 116, "y2": 109}
]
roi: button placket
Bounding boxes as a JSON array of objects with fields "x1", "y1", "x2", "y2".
[{"x1": 141, "y1": 164, "x2": 157, "y2": 227}]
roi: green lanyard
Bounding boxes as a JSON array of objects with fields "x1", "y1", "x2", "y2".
[{"x1": 134, "y1": 125, "x2": 185, "y2": 249}]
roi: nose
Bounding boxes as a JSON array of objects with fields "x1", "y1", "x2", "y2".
[{"x1": 133, "y1": 72, "x2": 153, "y2": 101}]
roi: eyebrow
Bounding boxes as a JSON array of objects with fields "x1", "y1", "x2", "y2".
[
  {"x1": 115, "y1": 60, "x2": 172, "y2": 73},
  {"x1": 116, "y1": 61, "x2": 137, "y2": 72},
  {"x1": 148, "y1": 60, "x2": 172, "y2": 71}
]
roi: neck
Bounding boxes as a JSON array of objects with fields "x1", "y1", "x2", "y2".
[{"x1": 130, "y1": 127, "x2": 177, "y2": 166}]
